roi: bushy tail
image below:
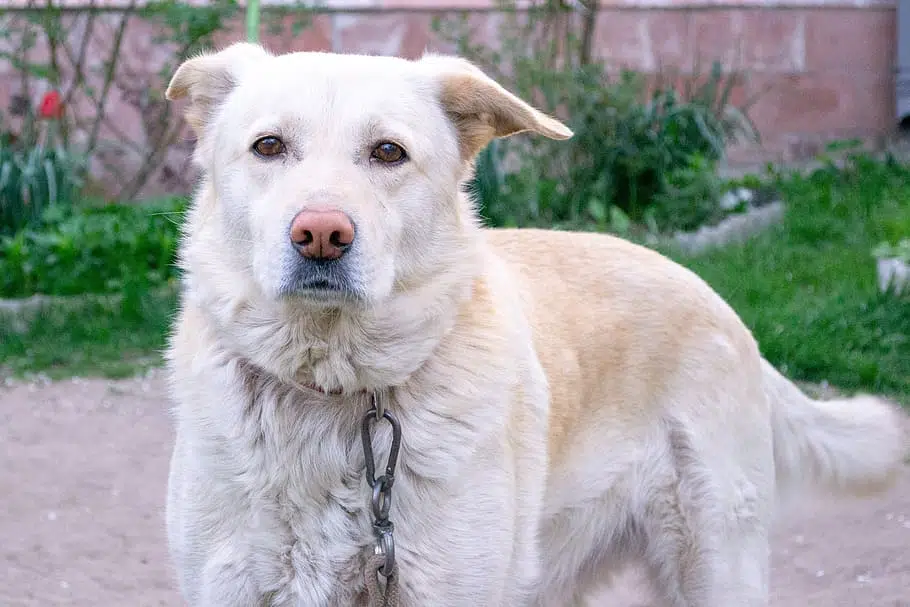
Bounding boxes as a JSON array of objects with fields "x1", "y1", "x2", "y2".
[{"x1": 763, "y1": 358, "x2": 906, "y2": 497}]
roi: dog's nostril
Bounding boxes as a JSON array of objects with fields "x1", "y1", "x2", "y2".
[
  {"x1": 296, "y1": 230, "x2": 313, "y2": 246},
  {"x1": 329, "y1": 231, "x2": 346, "y2": 248}
]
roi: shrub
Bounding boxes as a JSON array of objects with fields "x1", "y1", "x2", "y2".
[
  {"x1": 567, "y1": 63, "x2": 757, "y2": 220},
  {"x1": 435, "y1": 4, "x2": 761, "y2": 232},
  {"x1": 0, "y1": 196, "x2": 186, "y2": 298}
]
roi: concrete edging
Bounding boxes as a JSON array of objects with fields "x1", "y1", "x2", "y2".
[
  {"x1": 0, "y1": 286, "x2": 176, "y2": 334},
  {"x1": 669, "y1": 200, "x2": 786, "y2": 255},
  {"x1": 0, "y1": 202, "x2": 787, "y2": 331},
  {"x1": 877, "y1": 257, "x2": 910, "y2": 296}
]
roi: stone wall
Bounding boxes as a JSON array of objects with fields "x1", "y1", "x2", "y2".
[{"x1": 0, "y1": 0, "x2": 898, "y2": 197}]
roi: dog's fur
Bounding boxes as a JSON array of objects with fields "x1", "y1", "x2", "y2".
[{"x1": 163, "y1": 43, "x2": 906, "y2": 606}]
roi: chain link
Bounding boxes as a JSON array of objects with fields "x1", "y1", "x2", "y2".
[{"x1": 361, "y1": 392, "x2": 402, "y2": 580}]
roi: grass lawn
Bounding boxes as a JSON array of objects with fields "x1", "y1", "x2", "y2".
[
  {"x1": 1, "y1": 154, "x2": 907, "y2": 403},
  {"x1": 663, "y1": 155, "x2": 910, "y2": 404},
  {"x1": 0, "y1": 288, "x2": 177, "y2": 380}
]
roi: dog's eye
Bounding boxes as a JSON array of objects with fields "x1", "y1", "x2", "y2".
[
  {"x1": 252, "y1": 136, "x2": 286, "y2": 158},
  {"x1": 371, "y1": 142, "x2": 407, "y2": 164}
]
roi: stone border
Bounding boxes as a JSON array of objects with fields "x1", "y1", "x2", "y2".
[
  {"x1": 0, "y1": 286, "x2": 176, "y2": 334},
  {"x1": 1, "y1": 200, "x2": 788, "y2": 327},
  {"x1": 669, "y1": 199, "x2": 786, "y2": 255},
  {"x1": 0, "y1": 0, "x2": 895, "y2": 10},
  {"x1": 1, "y1": 202, "x2": 786, "y2": 327},
  {"x1": 877, "y1": 257, "x2": 910, "y2": 296},
  {"x1": 0, "y1": 291, "x2": 130, "y2": 315}
]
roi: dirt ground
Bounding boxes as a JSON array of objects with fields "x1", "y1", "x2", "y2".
[{"x1": 2, "y1": 371, "x2": 909, "y2": 607}]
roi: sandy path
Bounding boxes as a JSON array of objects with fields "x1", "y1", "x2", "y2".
[{"x1": 1, "y1": 373, "x2": 908, "y2": 606}]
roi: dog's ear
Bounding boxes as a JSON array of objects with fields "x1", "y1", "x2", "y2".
[
  {"x1": 420, "y1": 54, "x2": 573, "y2": 159},
  {"x1": 166, "y1": 42, "x2": 269, "y2": 136}
]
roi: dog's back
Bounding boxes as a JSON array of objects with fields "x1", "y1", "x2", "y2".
[{"x1": 488, "y1": 226, "x2": 903, "y2": 497}]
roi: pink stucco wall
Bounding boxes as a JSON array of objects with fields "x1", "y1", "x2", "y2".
[{"x1": 0, "y1": 0, "x2": 898, "y2": 196}]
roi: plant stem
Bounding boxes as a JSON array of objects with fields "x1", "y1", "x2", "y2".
[
  {"x1": 246, "y1": 0, "x2": 261, "y2": 42},
  {"x1": 579, "y1": 0, "x2": 598, "y2": 66},
  {"x1": 85, "y1": 1, "x2": 134, "y2": 156}
]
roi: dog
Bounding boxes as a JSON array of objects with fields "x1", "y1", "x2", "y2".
[{"x1": 163, "y1": 42, "x2": 905, "y2": 606}]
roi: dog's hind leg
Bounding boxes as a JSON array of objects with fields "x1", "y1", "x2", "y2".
[
  {"x1": 638, "y1": 419, "x2": 773, "y2": 607},
  {"x1": 641, "y1": 513, "x2": 771, "y2": 607}
]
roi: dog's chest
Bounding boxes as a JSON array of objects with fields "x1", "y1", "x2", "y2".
[
  {"x1": 258, "y1": 479, "x2": 369, "y2": 606},
  {"x1": 230, "y1": 385, "x2": 376, "y2": 605}
]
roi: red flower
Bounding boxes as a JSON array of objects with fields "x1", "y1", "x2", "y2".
[{"x1": 38, "y1": 90, "x2": 64, "y2": 120}]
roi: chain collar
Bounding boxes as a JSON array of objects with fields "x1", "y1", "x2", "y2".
[
  {"x1": 361, "y1": 390, "x2": 402, "y2": 599},
  {"x1": 236, "y1": 358, "x2": 403, "y2": 603}
]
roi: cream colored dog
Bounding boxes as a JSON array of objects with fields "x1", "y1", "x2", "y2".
[{"x1": 163, "y1": 42, "x2": 905, "y2": 607}]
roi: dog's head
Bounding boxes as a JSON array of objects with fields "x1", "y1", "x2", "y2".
[{"x1": 167, "y1": 43, "x2": 571, "y2": 309}]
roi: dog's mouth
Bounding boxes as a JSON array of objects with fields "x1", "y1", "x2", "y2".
[
  {"x1": 278, "y1": 258, "x2": 363, "y2": 305},
  {"x1": 298, "y1": 278, "x2": 341, "y2": 291},
  {"x1": 282, "y1": 277, "x2": 355, "y2": 300}
]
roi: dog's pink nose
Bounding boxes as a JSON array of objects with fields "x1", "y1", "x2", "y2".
[{"x1": 289, "y1": 210, "x2": 355, "y2": 260}]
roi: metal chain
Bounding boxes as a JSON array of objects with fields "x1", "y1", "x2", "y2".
[{"x1": 361, "y1": 391, "x2": 402, "y2": 602}]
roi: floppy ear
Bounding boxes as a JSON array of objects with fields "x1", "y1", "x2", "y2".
[
  {"x1": 165, "y1": 42, "x2": 270, "y2": 136},
  {"x1": 420, "y1": 54, "x2": 573, "y2": 160}
]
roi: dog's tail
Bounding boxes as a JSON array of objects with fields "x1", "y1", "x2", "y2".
[{"x1": 763, "y1": 358, "x2": 906, "y2": 498}]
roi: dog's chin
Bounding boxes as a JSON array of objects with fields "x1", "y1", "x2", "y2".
[{"x1": 278, "y1": 279, "x2": 366, "y2": 309}]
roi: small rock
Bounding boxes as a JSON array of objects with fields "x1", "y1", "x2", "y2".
[
  {"x1": 719, "y1": 187, "x2": 755, "y2": 211},
  {"x1": 719, "y1": 191, "x2": 741, "y2": 211}
]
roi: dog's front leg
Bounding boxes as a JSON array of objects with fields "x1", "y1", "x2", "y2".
[
  {"x1": 167, "y1": 434, "x2": 269, "y2": 607},
  {"x1": 387, "y1": 455, "x2": 544, "y2": 605},
  {"x1": 169, "y1": 499, "x2": 276, "y2": 607},
  {"x1": 194, "y1": 557, "x2": 263, "y2": 607}
]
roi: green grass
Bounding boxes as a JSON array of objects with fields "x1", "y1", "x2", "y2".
[
  {"x1": 663, "y1": 155, "x2": 910, "y2": 404},
  {"x1": 0, "y1": 287, "x2": 177, "y2": 380}
]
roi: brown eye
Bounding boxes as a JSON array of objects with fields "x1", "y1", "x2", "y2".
[
  {"x1": 252, "y1": 136, "x2": 285, "y2": 158},
  {"x1": 371, "y1": 142, "x2": 407, "y2": 164}
]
